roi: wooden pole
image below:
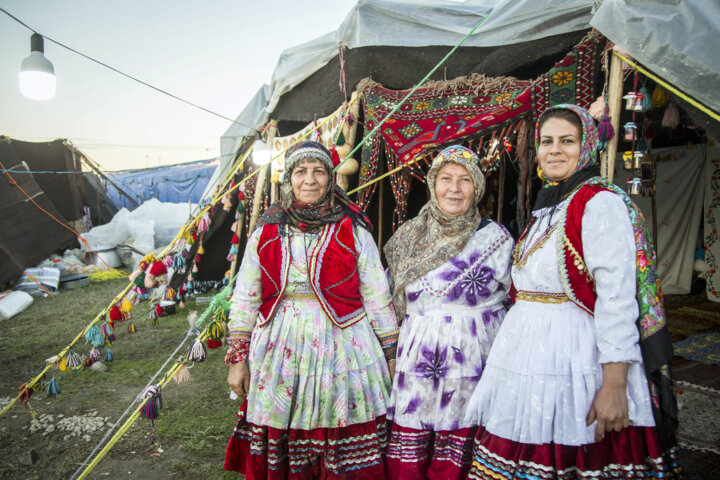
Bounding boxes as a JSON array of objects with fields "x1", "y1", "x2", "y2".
[
  {"x1": 497, "y1": 156, "x2": 505, "y2": 223},
  {"x1": 602, "y1": 52, "x2": 624, "y2": 183},
  {"x1": 378, "y1": 175, "x2": 384, "y2": 249}
]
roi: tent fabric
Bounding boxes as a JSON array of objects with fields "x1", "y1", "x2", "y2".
[
  {"x1": 211, "y1": 84, "x2": 271, "y2": 199},
  {"x1": 704, "y1": 143, "x2": 720, "y2": 302},
  {"x1": 5, "y1": 139, "x2": 87, "y2": 222},
  {"x1": 0, "y1": 141, "x2": 78, "y2": 287},
  {"x1": 266, "y1": 0, "x2": 597, "y2": 114},
  {"x1": 614, "y1": 146, "x2": 705, "y2": 295},
  {"x1": 106, "y1": 159, "x2": 217, "y2": 209},
  {"x1": 591, "y1": 0, "x2": 720, "y2": 116}
]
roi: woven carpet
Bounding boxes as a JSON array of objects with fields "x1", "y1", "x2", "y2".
[
  {"x1": 677, "y1": 380, "x2": 720, "y2": 454},
  {"x1": 674, "y1": 332, "x2": 720, "y2": 366}
]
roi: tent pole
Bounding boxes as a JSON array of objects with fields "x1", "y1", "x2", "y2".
[
  {"x1": 602, "y1": 52, "x2": 624, "y2": 183},
  {"x1": 497, "y1": 156, "x2": 505, "y2": 223},
  {"x1": 378, "y1": 175, "x2": 384, "y2": 250}
]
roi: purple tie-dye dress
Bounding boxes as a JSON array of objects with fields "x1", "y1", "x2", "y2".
[{"x1": 386, "y1": 220, "x2": 513, "y2": 479}]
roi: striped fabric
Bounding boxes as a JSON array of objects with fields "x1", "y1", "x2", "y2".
[
  {"x1": 224, "y1": 402, "x2": 389, "y2": 479},
  {"x1": 386, "y1": 423, "x2": 476, "y2": 480}
]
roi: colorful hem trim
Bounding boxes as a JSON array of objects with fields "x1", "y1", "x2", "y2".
[
  {"x1": 224, "y1": 401, "x2": 388, "y2": 479},
  {"x1": 468, "y1": 426, "x2": 683, "y2": 480},
  {"x1": 386, "y1": 423, "x2": 476, "y2": 480}
]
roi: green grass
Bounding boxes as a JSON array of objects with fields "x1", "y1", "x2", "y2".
[{"x1": 0, "y1": 277, "x2": 242, "y2": 479}]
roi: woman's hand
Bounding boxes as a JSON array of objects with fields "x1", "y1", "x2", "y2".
[
  {"x1": 387, "y1": 359, "x2": 396, "y2": 382},
  {"x1": 228, "y1": 362, "x2": 250, "y2": 397},
  {"x1": 586, "y1": 362, "x2": 630, "y2": 441}
]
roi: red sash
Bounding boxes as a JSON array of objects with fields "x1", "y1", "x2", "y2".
[{"x1": 257, "y1": 216, "x2": 366, "y2": 328}]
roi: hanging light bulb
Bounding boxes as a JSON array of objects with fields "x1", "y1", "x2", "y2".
[
  {"x1": 19, "y1": 33, "x2": 56, "y2": 101},
  {"x1": 251, "y1": 139, "x2": 271, "y2": 166}
]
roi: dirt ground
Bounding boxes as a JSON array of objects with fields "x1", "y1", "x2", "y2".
[{"x1": 0, "y1": 278, "x2": 239, "y2": 480}]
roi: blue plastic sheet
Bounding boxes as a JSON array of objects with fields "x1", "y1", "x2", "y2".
[{"x1": 106, "y1": 159, "x2": 217, "y2": 209}]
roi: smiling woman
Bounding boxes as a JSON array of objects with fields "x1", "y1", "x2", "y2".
[
  {"x1": 383, "y1": 145, "x2": 513, "y2": 479},
  {"x1": 223, "y1": 141, "x2": 399, "y2": 479}
]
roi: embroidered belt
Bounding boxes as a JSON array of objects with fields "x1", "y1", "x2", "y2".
[
  {"x1": 282, "y1": 291, "x2": 316, "y2": 301},
  {"x1": 516, "y1": 290, "x2": 570, "y2": 304}
]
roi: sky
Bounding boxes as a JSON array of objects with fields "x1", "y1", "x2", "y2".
[{"x1": 0, "y1": 0, "x2": 358, "y2": 170}]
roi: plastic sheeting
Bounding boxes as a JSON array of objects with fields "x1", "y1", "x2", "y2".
[
  {"x1": 265, "y1": 0, "x2": 595, "y2": 113},
  {"x1": 614, "y1": 145, "x2": 705, "y2": 295},
  {"x1": 81, "y1": 199, "x2": 194, "y2": 269},
  {"x1": 591, "y1": 0, "x2": 720, "y2": 117},
  {"x1": 106, "y1": 159, "x2": 217, "y2": 209}
]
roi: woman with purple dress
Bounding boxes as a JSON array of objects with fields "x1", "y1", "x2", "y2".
[{"x1": 383, "y1": 145, "x2": 513, "y2": 480}]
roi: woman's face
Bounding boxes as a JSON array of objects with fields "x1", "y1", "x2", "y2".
[
  {"x1": 434, "y1": 162, "x2": 475, "y2": 217},
  {"x1": 290, "y1": 159, "x2": 329, "y2": 204},
  {"x1": 537, "y1": 117, "x2": 582, "y2": 182}
]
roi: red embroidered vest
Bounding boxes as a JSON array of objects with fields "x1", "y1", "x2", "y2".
[
  {"x1": 553, "y1": 185, "x2": 611, "y2": 314},
  {"x1": 257, "y1": 216, "x2": 366, "y2": 328}
]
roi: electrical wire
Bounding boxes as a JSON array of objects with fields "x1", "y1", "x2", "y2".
[{"x1": 0, "y1": 6, "x2": 258, "y2": 132}]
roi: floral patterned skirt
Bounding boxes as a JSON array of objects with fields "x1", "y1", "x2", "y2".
[
  {"x1": 385, "y1": 423, "x2": 476, "y2": 480},
  {"x1": 224, "y1": 400, "x2": 389, "y2": 479},
  {"x1": 467, "y1": 425, "x2": 684, "y2": 479}
]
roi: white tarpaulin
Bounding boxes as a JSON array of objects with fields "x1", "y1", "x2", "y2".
[{"x1": 614, "y1": 145, "x2": 705, "y2": 295}]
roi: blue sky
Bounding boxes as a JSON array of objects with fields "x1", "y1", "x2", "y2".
[{"x1": 0, "y1": 0, "x2": 357, "y2": 170}]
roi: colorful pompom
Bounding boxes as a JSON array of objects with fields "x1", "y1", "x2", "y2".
[
  {"x1": 185, "y1": 338, "x2": 207, "y2": 363},
  {"x1": 149, "y1": 260, "x2": 167, "y2": 278}
]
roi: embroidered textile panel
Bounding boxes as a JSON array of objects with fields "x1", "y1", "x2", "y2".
[{"x1": 356, "y1": 34, "x2": 601, "y2": 210}]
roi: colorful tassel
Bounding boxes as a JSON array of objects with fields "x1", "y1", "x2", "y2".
[
  {"x1": 185, "y1": 338, "x2": 207, "y2": 363},
  {"x1": 120, "y1": 298, "x2": 133, "y2": 314},
  {"x1": 133, "y1": 271, "x2": 146, "y2": 288},
  {"x1": 58, "y1": 357, "x2": 69, "y2": 372},
  {"x1": 237, "y1": 203, "x2": 245, "y2": 214},
  {"x1": 179, "y1": 300, "x2": 185, "y2": 309},
  {"x1": 198, "y1": 245, "x2": 205, "y2": 255},
  {"x1": 229, "y1": 244, "x2": 239, "y2": 255},
  {"x1": 237, "y1": 191, "x2": 244, "y2": 201},
  {"x1": 195, "y1": 254, "x2": 201, "y2": 264},
  {"x1": 44, "y1": 376, "x2": 61, "y2": 396},
  {"x1": 163, "y1": 255, "x2": 174, "y2": 269},
  {"x1": 173, "y1": 363, "x2": 191, "y2": 384},
  {"x1": 206, "y1": 338, "x2": 223, "y2": 349},
  {"x1": 100, "y1": 321, "x2": 114, "y2": 338},
  {"x1": 85, "y1": 325, "x2": 105, "y2": 348},
  {"x1": 88, "y1": 348, "x2": 101, "y2": 362},
  {"x1": 181, "y1": 248, "x2": 191, "y2": 260},
  {"x1": 173, "y1": 253, "x2": 186, "y2": 273},
  {"x1": 149, "y1": 260, "x2": 167, "y2": 278},
  {"x1": 66, "y1": 350, "x2": 82, "y2": 369},
  {"x1": 597, "y1": 114, "x2": 614, "y2": 151},
  {"x1": 104, "y1": 349, "x2": 114, "y2": 362},
  {"x1": 662, "y1": 103, "x2": 680, "y2": 128},
  {"x1": 128, "y1": 322, "x2": 137, "y2": 334},
  {"x1": 637, "y1": 137, "x2": 648, "y2": 152},
  {"x1": 652, "y1": 85, "x2": 669, "y2": 108},
  {"x1": 109, "y1": 305, "x2": 122, "y2": 322},
  {"x1": 197, "y1": 213, "x2": 211, "y2": 233},
  {"x1": 141, "y1": 386, "x2": 162, "y2": 420},
  {"x1": 231, "y1": 233, "x2": 240, "y2": 244},
  {"x1": 639, "y1": 86, "x2": 652, "y2": 111},
  {"x1": 588, "y1": 96, "x2": 605, "y2": 120}
]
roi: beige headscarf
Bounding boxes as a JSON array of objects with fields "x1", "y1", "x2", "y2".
[{"x1": 384, "y1": 145, "x2": 485, "y2": 321}]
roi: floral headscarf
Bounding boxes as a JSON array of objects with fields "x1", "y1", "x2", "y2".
[
  {"x1": 535, "y1": 103, "x2": 599, "y2": 182},
  {"x1": 533, "y1": 104, "x2": 602, "y2": 210},
  {"x1": 384, "y1": 145, "x2": 485, "y2": 321}
]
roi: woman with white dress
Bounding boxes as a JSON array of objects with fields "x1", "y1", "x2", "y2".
[
  {"x1": 465, "y1": 104, "x2": 683, "y2": 479},
  {"x1": 383, "y1": 145, "x2": 513, "y2": 480}
]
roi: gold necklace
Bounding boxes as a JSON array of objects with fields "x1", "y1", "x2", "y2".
[{"x1": 513, "y1": 222, "x2": 557, "y2": 269}]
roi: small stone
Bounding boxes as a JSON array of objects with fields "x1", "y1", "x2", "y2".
[{"x1": 18, "y1": 449, "x2": 38, "y2": 466}]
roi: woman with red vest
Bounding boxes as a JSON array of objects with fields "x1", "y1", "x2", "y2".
[
  {"x1": 223, "y1": 141, "x2": 399, "y2": 479},
  {"x1": 464, "y1": 104, "x2": 683, "y2": 479},
  {"x1": 383, "y1": 145, "x2": 514, "y2": 479}
]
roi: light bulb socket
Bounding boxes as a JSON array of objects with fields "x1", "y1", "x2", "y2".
[{"x1": 30, "y1": 33, "x2": 45, "y2": 53}]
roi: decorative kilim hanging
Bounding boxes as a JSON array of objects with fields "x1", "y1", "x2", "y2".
[{"x1": 356, "y1": 32, "x2": 602, "y2": 211}]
